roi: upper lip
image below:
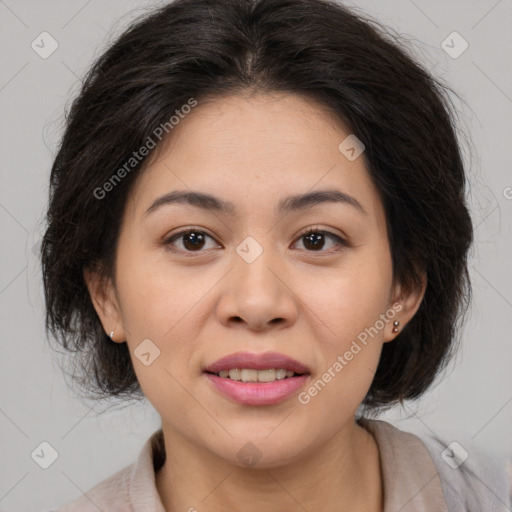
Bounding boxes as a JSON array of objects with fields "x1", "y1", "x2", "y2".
[{"x1": 203, "y1": 352, "x2": 310, "y2": 375}]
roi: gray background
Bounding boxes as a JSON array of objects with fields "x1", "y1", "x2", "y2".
[{"x1": 0, "y1": 0, "x2": 511, "y2": 510}]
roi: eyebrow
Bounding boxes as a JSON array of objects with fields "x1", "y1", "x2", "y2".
[{"x1": 143, "y1": 188, "x2": 367, "y2": 218}]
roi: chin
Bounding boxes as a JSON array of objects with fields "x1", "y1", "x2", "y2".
[{"x1": 207, "y1": 433, "x2": 311, "y2": 470}]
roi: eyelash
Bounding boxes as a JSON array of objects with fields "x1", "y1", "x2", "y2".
[{"x1": 163, "y1": 226, "x2": 348, "y2": 257}]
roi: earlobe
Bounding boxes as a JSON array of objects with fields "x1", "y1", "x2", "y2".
[
  {"x1": 83, "y1": 266, "x2": 126, "y2": 343},
  {"x1": 384, "y1": 271, "x2": 427, "y2": 343}
]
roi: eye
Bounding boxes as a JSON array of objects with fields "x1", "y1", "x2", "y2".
[
  {"x1": 163, "y1": 226, "x2": 348, "y2": 256},
  {"x1": 292, "y1": 227, "x2": 347, "y2": 254},
  {"x1": 163, "y1": 228, "x2": 221, "y2": 254}
]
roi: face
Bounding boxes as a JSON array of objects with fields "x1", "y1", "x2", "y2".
[{"x1": 86, "y1": 92, "x2": 424, "y2": 468}]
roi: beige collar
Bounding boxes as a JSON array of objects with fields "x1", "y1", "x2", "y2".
[{"x1": 358, "y1": 418, "x2": 449, "y2": 511}]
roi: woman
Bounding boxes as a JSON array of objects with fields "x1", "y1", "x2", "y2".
[{"x1": 40, "y1": 0, "x2": 511, "y2": 510}]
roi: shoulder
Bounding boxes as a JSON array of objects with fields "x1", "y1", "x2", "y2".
[
  {"x1": 361, "y1": 418, "x2": 511, "y2": 512},
  {"x1": 50, "y1": 463, "x2": 134, "y2": 511},
  {"x1": 420, "y1": 430, "x2": 512, "y2": 512},
  {"x1": 47, "y1": 429, "x2": 165, "y2": 511}
]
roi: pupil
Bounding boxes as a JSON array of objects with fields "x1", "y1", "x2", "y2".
[
  {"x1": 183, "y1": 232, "x2": 205, "y2": 250},
  {"x1": 305, "y1": 232, "x2": 324, "y2": 250}
]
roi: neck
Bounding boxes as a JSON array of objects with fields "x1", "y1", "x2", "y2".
[{"x1": 155, "y1": 419, "x2": 383, "y2": 512}]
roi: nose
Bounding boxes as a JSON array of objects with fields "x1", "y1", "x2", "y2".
[{"x1": 215, "y1": 249, "x2": 299, "y2": 332}]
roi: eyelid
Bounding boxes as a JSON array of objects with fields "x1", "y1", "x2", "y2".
[{"x1": 295, "y1": 225, "x2": 347, "y2": 242}]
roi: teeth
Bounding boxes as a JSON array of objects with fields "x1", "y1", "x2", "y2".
[
  {"x1": 240, "y1": 369, "x2": 258, "y2": 382},
  {"x1": 228, "y1": 369, "x2": 241, "y2": 381},
  {"x1": 216, "y1": 368, "x2": 299, "y2": 382},
  {"x1": 275, "y1": 368, "x2": 287, "y2": 380},
  {"x1": 257, "y1": 369, "x2": 276, "y2": 382}
]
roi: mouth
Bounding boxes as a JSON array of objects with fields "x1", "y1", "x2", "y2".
[{"x1": 202, "y1": 352, "x2": 310, "y2": 405}]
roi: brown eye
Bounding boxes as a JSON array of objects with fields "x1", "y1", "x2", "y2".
[
  {"x1": 164, "y1": 229, "x2": 220, "y2": 254},
  {"x1": 294, "y1": 228, "x2": 347, "y2": 253}
]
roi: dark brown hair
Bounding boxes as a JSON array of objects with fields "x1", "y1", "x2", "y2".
[{"x1": 41, "y1": 0, "x2": 473, "y2": 411}]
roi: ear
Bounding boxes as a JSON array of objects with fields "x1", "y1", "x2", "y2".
[
  {"x1": 383, "y1": 270, "x2": 427, "y2": 343},
  {"x1": 83, "y1": 266, "x2": 127, "y2": 343}
]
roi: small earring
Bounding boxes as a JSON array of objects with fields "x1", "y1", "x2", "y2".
[
  {"x1": 109, "y1": 329, "x2": 115, "y2": 340},
  {"x1": 392, "y1": 320, "x2": 400, "y2": 333}
]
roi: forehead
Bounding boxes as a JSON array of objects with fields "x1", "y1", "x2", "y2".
[{"x1": 124, "y1": 92, "x2": 384, "y2": 226}]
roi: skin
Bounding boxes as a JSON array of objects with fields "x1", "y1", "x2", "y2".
[{"x1": 84, "y1": 92, "x2": 426, "y2": 512}]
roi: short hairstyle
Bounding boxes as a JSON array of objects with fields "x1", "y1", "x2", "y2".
[{"x1": 41, "y1": 0, "x2": 473, "y2": 411}]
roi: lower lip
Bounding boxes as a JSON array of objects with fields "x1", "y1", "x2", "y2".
[{"x1": 204, "y1": 373, "x2": 309, "y2": 405}]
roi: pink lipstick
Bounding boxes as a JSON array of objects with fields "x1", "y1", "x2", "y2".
[{"x1": 203, "y1": 352, "x2": 310, "y2": 406}]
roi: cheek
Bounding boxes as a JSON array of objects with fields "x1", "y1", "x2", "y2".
[
  {"x1": 304, "y1": 253, "x2": 392, "y2": 341},
  {"x1": 113, "y1": 248, "x2": 204, "y2": 396},
  {"x1": 116, "y1": 242, "x2": 212, "y2": 338},
  {"x1": 298, "y1": 248, "x2": 392, "y2": 396},
  {"x1": 296, "y1": 274, "x2": 389, "y2": 423}
]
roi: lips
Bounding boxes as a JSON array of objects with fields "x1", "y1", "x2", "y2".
[
  {"x1": 203, "y1": 351, "x2": 310, "y2": 375},
  {"x1": 202, "y1": 352, "x2": 310, "y2": 405}
]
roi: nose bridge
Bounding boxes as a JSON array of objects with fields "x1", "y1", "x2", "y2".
[
  {"x1": 233, "y1": 235, "x2": 283, "y2": 302},
  {"x1": 215, "y1": 235, "x2": 298, "y2": 330}
]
